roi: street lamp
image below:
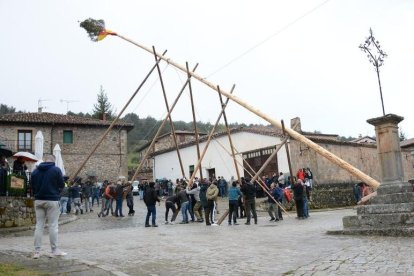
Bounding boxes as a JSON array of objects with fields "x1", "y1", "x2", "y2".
[{"x1": 359, "y1": 28, "x2": 387, "y2": 116}]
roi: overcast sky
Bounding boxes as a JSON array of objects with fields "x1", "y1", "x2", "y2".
[{"x1": 1, "y1": 0, "x2": 412, "y2": 138}]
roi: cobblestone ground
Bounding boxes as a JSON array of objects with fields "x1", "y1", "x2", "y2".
[{"x1": 1, "y1": 196, "x2": 414, "y2": 275}]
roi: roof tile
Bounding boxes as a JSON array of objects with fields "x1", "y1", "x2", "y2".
[{"x1": 0, "y1": 112, "x2": 133, "y2": 128}]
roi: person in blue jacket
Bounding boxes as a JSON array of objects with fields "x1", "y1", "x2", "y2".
[
  {"x1": 227, "y1": 181, "x2": 242, "y2": 225},
  {"x1": 31, "y1": 154, "x2": 66, "y2": 259}
]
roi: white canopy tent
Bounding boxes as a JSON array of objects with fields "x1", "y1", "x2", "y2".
[
  {"x1": 34, "y1": 130, "x2": 44, "y2": 166},
  {"x1": 53, "y1": 144, "x2": 65, "y2": 176}
]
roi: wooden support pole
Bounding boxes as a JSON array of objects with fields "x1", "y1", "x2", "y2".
[
  {"x1": 251, "y1": 130, "x2": 290, "y2": 182},
  {"x1": 130, "y1": 63, "x2": 199, "y2": 182},
  {"x1": 187, "y1": 85, "x2": 235, "y2": 187},
  {"x1": 282, "y1": 120, "x2": 295, "y2": 184},
  {"x1": 250, "y1": 122, "x2": 300, "y2": 184},
  {"x1": 217, "y1": 85, "x2": 241, "y2": 184},
  {"x1": 152, "y1": 46, "x2": 185, "y2": 178},
  {"x1": 213, "y1": 138, "x2": 290, "y2": 216},
  {"x1": 71, "y1": 50, "x2": 167, "y2": 180},
  {"x1": 186, "y1": 62, "x2": 203, "y2": 180},
  {"x1": 115, "y1": 34, "x2": 380, "y2": 189}
]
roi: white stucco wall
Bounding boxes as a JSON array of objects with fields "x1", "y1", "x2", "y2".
[{"x1": 153, "y1": 132, "x2": 290, "y2": 181}]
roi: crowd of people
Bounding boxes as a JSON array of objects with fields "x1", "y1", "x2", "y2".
[{"x1": 56, "y1": 167, "x2": 316, "y2": 226}]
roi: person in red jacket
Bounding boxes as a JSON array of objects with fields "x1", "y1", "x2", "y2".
[{"x1": 297, "y1": 168, "x2": 305, "y2": 182}]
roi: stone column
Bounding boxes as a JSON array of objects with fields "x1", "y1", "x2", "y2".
[{"x1": 367, "y1": 114, "x2": 404, "y2": 184}]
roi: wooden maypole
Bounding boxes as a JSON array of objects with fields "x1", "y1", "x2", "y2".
[{"x1": 80, "y1": 19, "x2": 380, "y2": 189}]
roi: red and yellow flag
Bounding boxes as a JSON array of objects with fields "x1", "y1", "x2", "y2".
[{"x1": 97, "y1": 29, "x2": 117, "y2": 41}]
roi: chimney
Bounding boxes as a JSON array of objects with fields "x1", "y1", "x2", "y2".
[
  {"x1": 290, "y1": 117, "x2": 302, "y2": 132},
  {"x1": 38, "y1": 107, "x2": 43, "y2": 113}
]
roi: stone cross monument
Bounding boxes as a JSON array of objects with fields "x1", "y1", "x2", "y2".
[{"x1": 330, "y1": 114, "x2": 414, "y2": 236}]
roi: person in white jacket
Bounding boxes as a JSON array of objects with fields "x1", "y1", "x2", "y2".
[{"x1": 186, "y1": 183, "x2": 203, "y2": 222}]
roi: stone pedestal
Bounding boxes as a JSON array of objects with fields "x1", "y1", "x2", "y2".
[{"x1": 328, "y1": 114, "x2": 414, "y2": 236}]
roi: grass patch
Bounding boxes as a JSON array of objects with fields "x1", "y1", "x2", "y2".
[{"x1": 0, "y1": 263, "x2": 46, "y2": 276}]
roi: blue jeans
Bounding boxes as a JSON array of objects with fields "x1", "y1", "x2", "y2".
[
  {"x1": 145, "y1": 205, "x2": 156, "y2": 225},
  {"x1": 219, "y1": 186, "x2": 226, "y2": 198},
  {"x1": 92, "y1": 193, "x2": 100, "y2": 207},
  {"x1": 303, "y1": 197, "x2": 309, "y2": 218},
  {"x1": 181, "y1": 201, "x2": 189, "y2": 222},
  {"x1": 115, "y1": 198, "x2": 123, "y2": 216},
  {"x1": 59, "y1": 197, "x2": 68, "y2": 214}
]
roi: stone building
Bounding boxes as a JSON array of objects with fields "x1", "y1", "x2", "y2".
[
  {"x1": 134, "y1": 130, "x2": 207, "y2": 181},
  {"x1": 151, "y1": 127, "x2": 289, "y2": 181},
  {"x1": 0, "y1": 112, "x2": 133, "y2": 181}
]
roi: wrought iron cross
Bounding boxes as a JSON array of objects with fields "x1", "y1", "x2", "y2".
[{"x1": 359, "y1": 28, "x2": 388, "y2": 116}]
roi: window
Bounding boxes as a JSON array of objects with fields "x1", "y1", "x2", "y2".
[
  {"x1": 18, "y1": 130, "x2": 32, "y2": 151},
  {"x1": 189, "y1": 165, "x2": 194, "y2": 178},
  {"x1": 63, "y1": 130, "x2": 73, "y2": 144}
]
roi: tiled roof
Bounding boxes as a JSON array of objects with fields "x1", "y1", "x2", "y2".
[
  {"x1": 150, "y1": 126, "x2": 285, "y2": 156},
  {"x1": 156, "y1": 130, "x2": 208, "y2": 140},
  {"x1": 401, "y1": 138, "x2": 414, "y2": 148},
  {"x1": 148, "y1": 125, "x2": 388, "y2": 156},
  {"x1": 0, "y1": 112, "x2": 133, "y2": 129},
  {"x1": 306, "y1": 136, "x2": 376, "y2": 148}
]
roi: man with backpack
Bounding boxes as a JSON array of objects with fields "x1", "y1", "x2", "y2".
[{"x1": 144, "y1": 182, "x2": 160, "y2": 227}]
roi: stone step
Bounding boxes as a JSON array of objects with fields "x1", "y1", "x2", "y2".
[
  {"x1": 369, "y1": 192, "x2": 414, "y2": 204},
  {"x1": 343, "y1": 212, "x2": 414, "y2": 229},
  {"x1": 327, "y1": 226, "x2": 414, "y2": 237},
  {"x1": 357, "y1": 202, "x2": 414, "y2": 215},
  {"x1": 376, "y1": 182, "x2": 413, "y2": 195}
]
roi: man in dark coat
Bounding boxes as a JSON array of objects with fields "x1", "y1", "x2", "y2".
[
  {"x1": 144, "y1": 182, "x2": 160, "y2": 227},
  {"x1": 241, "y1": 178, "x2": 257, "y2": 225}
]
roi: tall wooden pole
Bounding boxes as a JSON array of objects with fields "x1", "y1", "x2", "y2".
[
  {"x1": 186, "y1": 62, "x2": 203, "y2": 180},
  {"x1": 115, "y1": 34, "x2": 380, "y2": 189},
  {"x1": 152, "y1": 46, "x2": 185, "y2": 178},
  {"x1": 130, "y1": 63, "x2": 199, "y2": 182},
  {"x1": 217, "y1": 86, "x2": 241, "y2": 184},
  {"x1": 187, "y1": 85, "x2": 235, "y2": 187},
  {"x1": 72, "y1": 50, "x2": 167, "y2": 180}
]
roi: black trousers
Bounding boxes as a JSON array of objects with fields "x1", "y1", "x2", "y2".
[
  {"x1": 165, "y1": 201, "x2": 178, "y2": 222},
  {"x1": 228, "y1": 200, "x2": 238, "y2": 223},
  {"x1": 295, "y1": 198, "x2": 304, "y2": 218}
]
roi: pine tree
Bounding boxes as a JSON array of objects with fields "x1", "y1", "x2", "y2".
[
  {"x1": 0, "y1": 104, "x2": 16, "y2": 115},
  {"x1": 400, "y1": 131, "x2": 406, "y2": 141},
  {"x1": 92, "y1": 86, "x2": 114, "y2": 120}
]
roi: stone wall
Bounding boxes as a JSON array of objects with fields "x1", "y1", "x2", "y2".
[
  {"x1": 0, "y1": 197, "x2": 35, "y2": 228},
  {"x1": 154, "y1": 133, "x2": 200, "y2": 152},
  {"x1": 259, "y1": 182, "x2": 357, "y2": 212},
  {"x1": 310, "y1": 182, "x2": 356, "y2": 209},
  {"x1": 289, "y1": 139, "x2": 414, "y2": 184}
]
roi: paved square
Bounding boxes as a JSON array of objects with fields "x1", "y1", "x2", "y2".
[{"x1": 1, "y1": 197, "x2": 413, "y2": 275}]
